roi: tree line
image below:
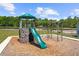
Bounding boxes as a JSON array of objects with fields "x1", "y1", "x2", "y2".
[{"x1": 0, "y1": 16, "x2": 79, "y2": 29}]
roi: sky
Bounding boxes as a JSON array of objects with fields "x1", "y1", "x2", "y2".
[{"x1": 0, "y1": 3, "x2": 79, "y2": 20}]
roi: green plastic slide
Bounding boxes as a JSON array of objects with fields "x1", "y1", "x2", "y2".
[{"x1": 29, "y1": 27, "x2": 47, "y2": 49}]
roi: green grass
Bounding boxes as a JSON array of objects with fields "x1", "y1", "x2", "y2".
[
  {"x1": 0, "y1": 29, "x2": 47, "y2": 44},
  {"x1": 0, "y1": 29, "x2": 19, "y2": 43},
  {"x1": 0, "y1": 28, "x2": 78, "y2": 44}
]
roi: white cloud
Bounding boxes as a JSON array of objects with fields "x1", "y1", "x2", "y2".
[
  {"x1": 70, "y1": 9, "x2": 79, "y2": 16},
  {"x1": 45, "y1": 8, "x2": 59, "y2": 16},
  {"x1": 48, "y1": 17, "x2": 60, "y2": 20},
  {"x1": 36, "y1": 7, "x2": 43, "y2": 14},
  {"x1": 0, "y1": 3, "x2": 15, "y2": 14},
  {"x1": 36, "y1": 7, "x2": 59, "y2": 18},
  {"x1": 63, "y1": 17, "x2": 67, "y2": 19}
]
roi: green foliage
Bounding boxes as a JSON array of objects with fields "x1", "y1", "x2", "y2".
[
  {"x1": 0, "y1": 16, "x2": 79, "y2": 29},
  {"x1": 59, "y1": 16, "x2": 79, "y2": 28},
  {"x1": 0, "y1": 16, "x2": 20, "y2": 29}
]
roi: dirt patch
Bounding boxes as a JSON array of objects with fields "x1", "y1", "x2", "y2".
[{"x1": 1, "y1": 37, "x2": 79, "y2": 56}]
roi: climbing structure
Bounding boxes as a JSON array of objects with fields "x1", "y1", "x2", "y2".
[
  {"x1": 18, "y1": 13, "x2": 47, "y2": 49},
  {"x1": 18, "y1": 13, "x2": 36, "y2": 43},
  {"x1": 19, "y1": 28, "x2": 29, "y2": 43}
]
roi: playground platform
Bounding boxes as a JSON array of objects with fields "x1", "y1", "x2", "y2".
[{"x1": 1, "y1": 35, "x2": 79, "y2": 56}]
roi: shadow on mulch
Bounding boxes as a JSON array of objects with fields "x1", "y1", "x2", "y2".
[
  {"x1": 18, "y1": 38, "x2": 40, "y2": 48},
  {"x1": 29, "y1": 42, "x2": 40, "y2": 48}
]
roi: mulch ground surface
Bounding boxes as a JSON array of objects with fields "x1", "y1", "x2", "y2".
[{"x1": 1, "y1": 36, "x2": 79, "y2": 56}]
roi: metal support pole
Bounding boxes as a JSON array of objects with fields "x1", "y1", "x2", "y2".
[
  {"x1": 56, "y1": 22, "x2": 59, "y2": 41},
  {"x1": 20, "y1": 20, "x2": 22, "y2": 29},
  {"x1": 51, "y1": 22, "x2": 53, "y2": 39},
  {"x1": 60, "y1": 22, "x2": 63, "y2": 41},
  {"x1": 77, "y1": 22, "x2": 79, "y2": 38}
]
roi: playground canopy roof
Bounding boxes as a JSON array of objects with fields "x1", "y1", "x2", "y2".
[{"x1": 19, "y1": 13, "x2": 36, "y2": 19}]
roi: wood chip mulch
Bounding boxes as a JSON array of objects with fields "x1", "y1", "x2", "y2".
[{"x1": 1, "y1": 36, "x2": 79, "y2": 56}]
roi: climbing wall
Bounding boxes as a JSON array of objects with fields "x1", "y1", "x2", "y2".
[{"x1": 19, "y1": 28, "x2": 29, "y2": 43}]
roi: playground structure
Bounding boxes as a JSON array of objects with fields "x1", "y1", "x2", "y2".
[
  {"x1": 46, "y1": 21, "x2": 64, "y2": 41},
  {"x1": 19, "y1": 14, "x2": 63, "y2": 44},
  {"x1": 18, "y1": 13, "x2": 65, "y2": 49},
  {"x1": 18, "y1": 13, "x2": 47, "y2": 49}
]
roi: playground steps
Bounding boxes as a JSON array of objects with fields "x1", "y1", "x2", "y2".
[{"x1": 19, "y1": 28, "x2": 29, "y2": 43}]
